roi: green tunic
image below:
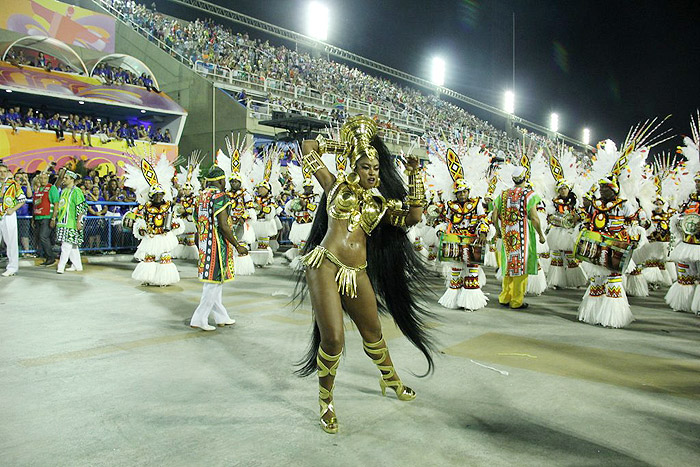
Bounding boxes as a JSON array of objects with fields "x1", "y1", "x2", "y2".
[
  {"x1": 56, "y1": 187, "x2": 88, "y2": 245},
  {"x1": 494, "y1": 187, "x2": 541, "y2": 276}
]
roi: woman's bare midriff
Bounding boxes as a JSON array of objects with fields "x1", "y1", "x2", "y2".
[{"x1": 319, "y1": 216, "x2": 367, "y2": 267}]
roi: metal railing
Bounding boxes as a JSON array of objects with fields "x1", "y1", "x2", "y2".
[
  {"x1": 14, "y1": 201, "x2": 296, "y2": 255},
  {"x1": 16, "y1": 201, "x2": 139, "y2": 255},
  {"x1": 93, "y1": 0, "x2": 194, "y2": 68}
]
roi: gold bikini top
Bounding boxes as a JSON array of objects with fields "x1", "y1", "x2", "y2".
[{"x1": 327, "y1": 173, "x2": 405, "y2": 234}]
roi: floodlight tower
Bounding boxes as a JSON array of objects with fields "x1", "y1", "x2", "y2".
[
  {"x1": 431, "y1": 57, "x2": 445, "y2": 87},
  {"x1": 504, "y1": 90, "x2": 515, "y2": 137},
  {"x1": 550, "y1": 113, "x2": 559, "y2": 140},
  {"x1": 307, "y1": 2, "x2": 329, "y2": 41},
  {"x1": 582, "y1": 128, "x2": 591, "y2": 146}
]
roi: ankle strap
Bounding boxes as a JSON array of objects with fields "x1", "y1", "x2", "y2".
[{"x1": 317, "y1": 347, "x2": 341, "y2": 378}]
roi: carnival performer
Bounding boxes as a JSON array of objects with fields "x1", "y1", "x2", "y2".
[
  {"x1": 284, "y1": 175, "x2": 319, "y2": 269},
  {"x1": 216, "y1": 135, "x2": 257, "y2": 276},
  {"x1": 189, "y1": 166, "x2": 250, "y2": 331},
  {"x1": 642, "y1": 169, "x2": 675, "y2": 288},
  {"x1": 125, "y1": 153, "x2": 184, "y2": 286},
  {"x1": 624, "y1": 203, "x2": 652, "y2": 297},
  {"x1": 0, "y1": 164, "x2": 27, "y2": 276},
  {"x1": 297, "y1": 115, "x2": 435, "y2": 434},
  {"x1": 577, "y1": 174, "x2": 639, "y2": 327},
  {"x1": 249, "y1": 148, "x2": 281, "y2": 267},
  {"x1": 492, "y1": 166, "x2": 546, "y2": 309},
  {"x1": 172, "y1": 151, "x2": 203, "y2": 260},
  {"x1": 431, "y1": 146, "x2": 490, "y2": 311},
  {"x1": 55, "y1": 170, "x2": 87, "y2": 274},
  {"x1": 542, "y1": 146, "x2": 588, "y2": 289}
]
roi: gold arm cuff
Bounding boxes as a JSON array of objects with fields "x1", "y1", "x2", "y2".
[
  {"x1": 303, "y1": 150, "x2": 326, "y2": 175},
  {"x1": 406, "y1": 172, "x2": 426, "y2": 207},
  {"x1": 316, "y1": 134, "x2": 347, "y2": 155}
]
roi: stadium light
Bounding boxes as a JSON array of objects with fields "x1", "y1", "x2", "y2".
[
  {"x1": 140, "y1": 109, "x2": 146, "y2": 113},
  {"x1": 550, "y1": 113, "x2": 559, "y2": 133},
  {"x1": 431, "y1": 57, "x2": 445, "y2": 86},
  {"x1": 307, "y1": 2, "x2": 329, "y2": 41},
  {"x1": 5, "y1": 89, "x2": 12, "y2": 93},
  {"x1": 504, "y1": 90, "x2": 515, "y2": 114},
  {"x1": 78, "y1": 100, "x2": 85, "y2": 105},
  {"x1": 582, "y1": 128, "x2": 591, "y2": 145}
]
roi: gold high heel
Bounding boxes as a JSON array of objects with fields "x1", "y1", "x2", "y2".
[
  {"x1": 363, "y1": 337, "x2": 416, "y2": 401},
  {"x1": 317, "y1": 347, "x2": 341, "y2": 434}
]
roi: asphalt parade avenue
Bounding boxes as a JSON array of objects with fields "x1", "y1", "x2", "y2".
[{"x1": 1, "y1": 256, "x2": 698, "y2": 466}]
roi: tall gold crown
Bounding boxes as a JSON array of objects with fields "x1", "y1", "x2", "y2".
[{"x1": 340, "y1": 115, "x2": 379, "y2": 167}]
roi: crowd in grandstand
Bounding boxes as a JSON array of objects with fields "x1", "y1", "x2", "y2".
[
  {"x1": 5, "y1": 47, "x2": 159, "y2": 92},
  {"x1": 0, "y1": 104, "x2": 172, "y2": 145},
  {"x1": 107, "y1": 0, "x2": 516, "y2": 151}
]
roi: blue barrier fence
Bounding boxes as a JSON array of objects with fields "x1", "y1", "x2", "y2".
[{"x1": 11, "y1": 201, "x2": 293, "y2": 256}]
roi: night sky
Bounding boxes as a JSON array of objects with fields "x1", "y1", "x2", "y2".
[{"x1": 159, "y1": 0, "x2": 700, "y2": 150}]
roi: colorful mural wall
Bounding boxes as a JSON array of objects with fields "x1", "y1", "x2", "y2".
[
  {"x1": 1, "y1": 0, "x2": 115, "y2": 53},
  {"x1": 0, "y1": 62, "x2": 186, "y2": 113},
  {"x1": 0, "y1": 128, "x2": 177, "y2": 175}
]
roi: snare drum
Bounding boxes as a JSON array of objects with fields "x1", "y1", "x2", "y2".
[
  {"x1": 573, "y1": 229, "x2": 634, "y2": 273},
  {"x1": 438, "y1": 232, "x2": 485, "y2": 264}
]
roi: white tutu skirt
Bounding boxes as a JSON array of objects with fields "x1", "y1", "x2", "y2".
[
  {"x1": 234, "y1": 253, "x2": 255, "y2": 276},
  {"x1": 547, "y1": 227, "x2": 575, "y2": 252},
  {"x1": 665, "y1": 281, "x2": 694, "y2": 313},
  {"x1": 578, "y1": 281, "x2": 633, "y2": 328},
  {"x1": 134, "y1": 231, "x2": 179, "y2": 261},
  {"x1": 250, "y1": 247, "x2": 274, "y2": 266},
  {"x1": 669, "y1": 242, "x2": 700, "y2": 262},
  {"x1": 274, "y1": 216, "x2": 283, "y2": 231},
  {"x1": 527, "y1": 268, "x2": 547, "y2": 295},
  {"x1": 172, "y1": 244, "x2": 198, "y2": 260},
  {"x1": 484, "y1": 247, "x2": 498, "y2": 268},
  {"x1": 625, "y1": 272, "x2": 649, "y2": 297},
  {"x1": 235, "y1": 220, "x2": 256, "y2": 246},
  {"x1": 289, "y1": 222, "x2": 313, "y2": 246},
  {"x1": 251, "y1": 218, "x2": 278, "y2": 238},
  {"x1": 132, "y1": 261, "x2": 179, "y2": 286}
]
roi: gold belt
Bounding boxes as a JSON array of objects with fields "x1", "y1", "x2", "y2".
[{"x1": 301, "y1": 246, "x2": 367, "y2": 298}]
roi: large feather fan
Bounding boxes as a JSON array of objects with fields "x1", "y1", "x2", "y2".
[{"x1": 124, "y1": 151, "x2": 175, "y2": 205}]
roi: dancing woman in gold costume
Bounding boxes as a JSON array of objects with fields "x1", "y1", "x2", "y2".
[{"x1": 297, "y1": 116, "x2": 435, "y2": 434}]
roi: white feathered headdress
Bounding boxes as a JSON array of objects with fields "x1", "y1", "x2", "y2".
[
  {"x1": 123, "y1": 145, "x2": 175, "y2": 205},
  {"x1": 175, "y1": 150, "x2": 204, "y2": 193}
]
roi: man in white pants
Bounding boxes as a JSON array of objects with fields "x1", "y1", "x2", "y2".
[
  {"x1": 54, "y1": 170, "x2": 87, "y2": 274},
  {"x1": 0, "y1": 164, "x2": 26, "y2": 277},
  {"x1": 190, "y1": 167, "x2": 249, "y2": 331}
]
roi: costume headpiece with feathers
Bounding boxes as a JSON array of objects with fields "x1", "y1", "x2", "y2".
[{"x1": 123, "y1": 145, "x2": 175, "y2": 205}]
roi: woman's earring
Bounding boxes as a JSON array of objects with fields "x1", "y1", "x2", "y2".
[{"x1": 375, "y1": 176, "x2": 381, "y2": 188}]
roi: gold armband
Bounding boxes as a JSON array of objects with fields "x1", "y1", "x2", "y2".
[
  {"x1": 316, "y1": 134, "x2": 348, "y2": 155},
  {"x1": 387, "y1": 199, "x2": 409, "y2": 229},
  {"x1": 303, "y1": 150, "x2": 326, "y2": 175},
  {"x1": 406, "y1": 169, "x2": 426, "y2": 207}
]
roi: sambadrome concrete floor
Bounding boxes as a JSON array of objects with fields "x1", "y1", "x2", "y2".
[{"x1": 1, "y1": 255, "x2": 698, "y2": 467}]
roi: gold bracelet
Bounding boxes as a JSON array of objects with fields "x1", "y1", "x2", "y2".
[{"x1": 303, "y1": 150, "x2": 326, "y2": 175}]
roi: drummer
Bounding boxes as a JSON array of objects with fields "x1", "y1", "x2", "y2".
[
  {"x1": 546, "y1": 180, "x2": 588, "y2": 289},
  {"x1": 665, "y1": 173, "x2": 700, "y2": 314},
  {"x1": 577, "y1": 176, "x2": 638, "y2": 328},
  {"x1": 437, "y1": 179, "x2": 490, "y2": 311}
]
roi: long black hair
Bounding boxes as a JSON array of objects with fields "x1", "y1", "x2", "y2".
[{"x1": 295, "y1": 135, "x2": 437, "y2": 377}]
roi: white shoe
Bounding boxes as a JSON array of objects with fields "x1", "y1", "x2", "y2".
[
  {"x1": 56, "y1": 269, "x2": 64, "y2": 274},
  {"x1": 190, "y1": 323, "x2": 216, "y2": 331},
  {"x1": 1, "y1": 270, "x2": 16, "y2": 277},
  {"x1": 67, "y1": 266, "x2": 82, "y2": 272},
  {"x1": 217, "y1": 319, "x2": 236, "y2": 327}
]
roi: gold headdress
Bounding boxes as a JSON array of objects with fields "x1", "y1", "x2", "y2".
[
  {"x1": 445, "y1": 147, "x2": 468, "y2": 192},
  {"x1": 225, "y1": 134, "x2": 243, "y2": 181},
  {"x1": 315, "y1": 115, "x2": 378, "y2": 172}
]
